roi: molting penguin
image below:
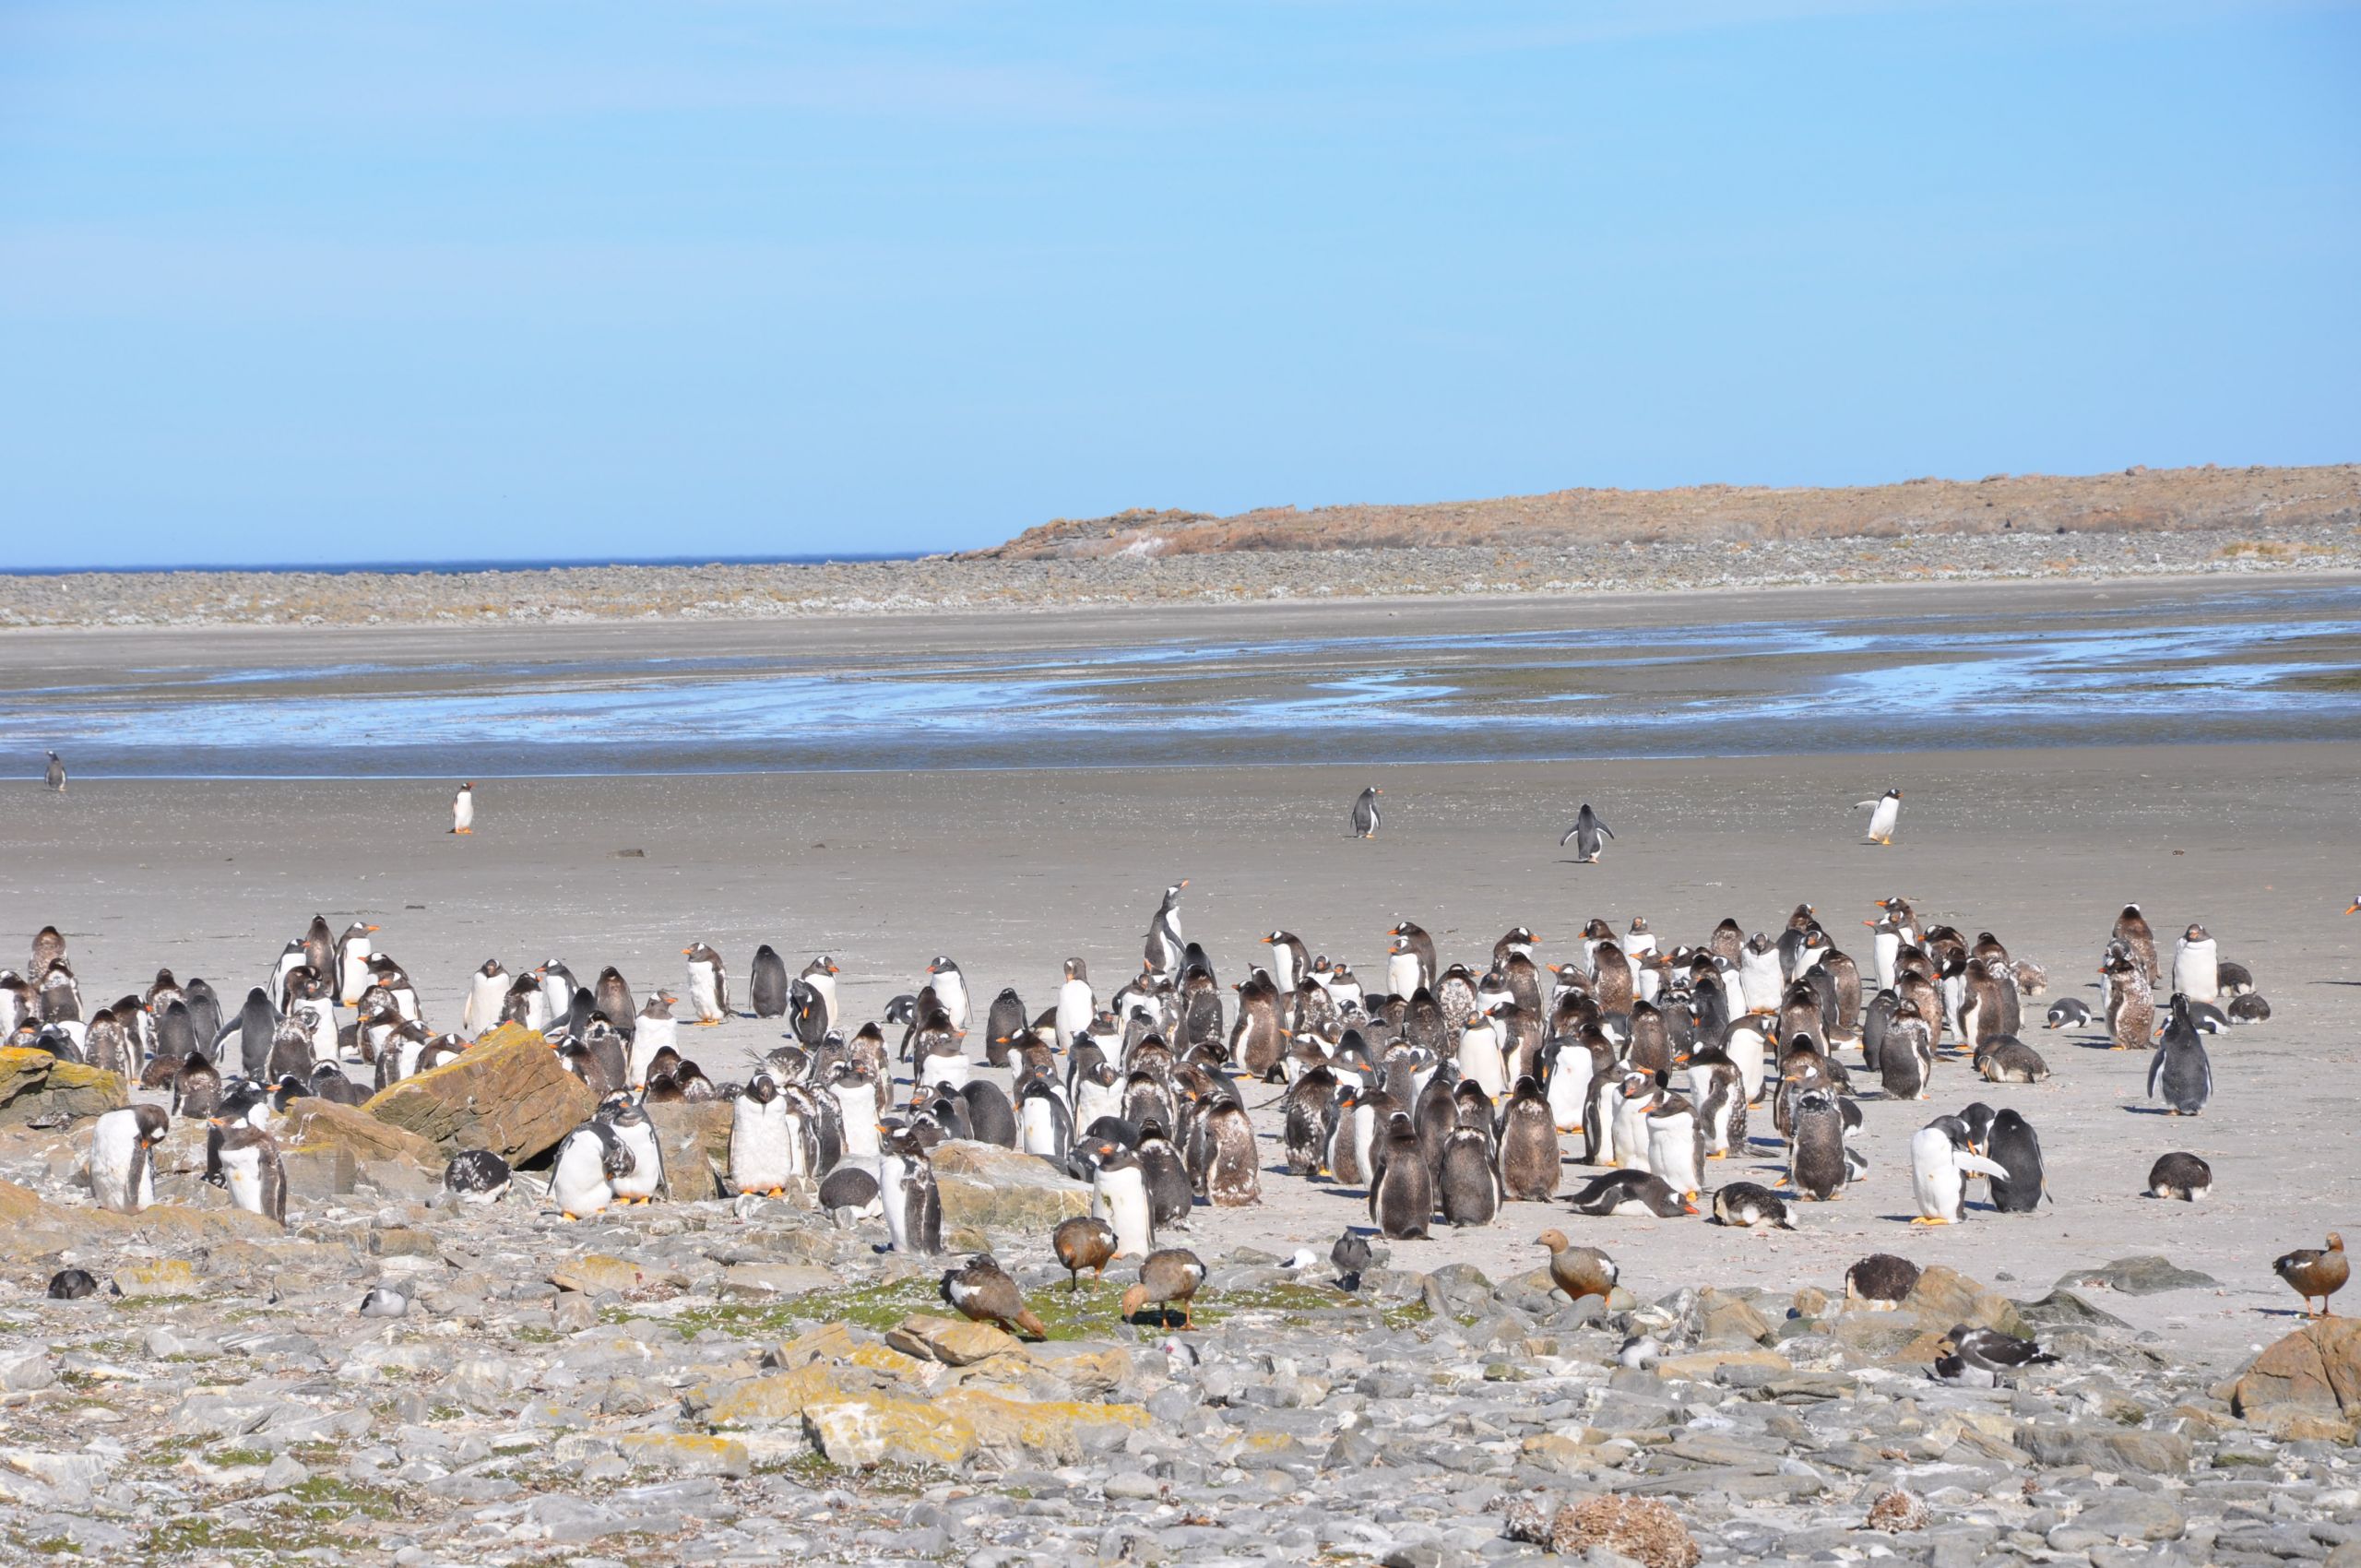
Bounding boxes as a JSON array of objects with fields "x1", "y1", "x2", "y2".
[
  {"x1": 1350, "y1": 786, "x2": 1383, "y2": 839},
  {"x1": 1436, "y1": 1116, "x2": 1501, "y2": 1227},
  {"x1": 877, "y1": 1128, "x2": 943, "y2": 1255},
  {"x1": 2148, "y1": 996, "x2": 2214, "y2": 1115},
  {"x1": 1787, "y1": 1087, "x2": 1849, "y2": 1201},
  {"x1": 2147, "y1": 1151, "x2": 2212, "y2": 1201},
  {"x1": 2114, "y1": 904, "x2": 2160, "y2": 985},
  {"x1": 1497, "y1": 1075, "x2": 1561, "y2": 1202},
  {"x1": 1878, "y1": 1000, "x2": 1934, "y2": 1101},
  {"x1": 1711, "y1": 1182, "x2": 1797, "y2": 1230},
  {"x1": 1559, "y1": 803, "x2": 1614, "y2": 863},
  {"x1": 548, "y1": 1120, "x2": 634, "y2": 1219},
  {"x1": 748, "y1": 944, "x2": 790, "y2": 1018},
  {"x1": 450, "y1": 781, "x2": 475, "y2": 835},
  {"x1": 1369, "y1": 1111, "x2": 1434, "y2": 1239},
  {"x1": 1844, "y1": 1253, "x2": 1921, "y2": 1310},
  {"x1": 1909, "y1": 1119, "x2": 2011, "y2": 1224},
  {"x1": 2101, "y1": 953, "x2": 2154, "y2": 1051},
  {"x1": 89, "y1": 1104, "x2": 169, "y2": 1215},
  {"x1": 1973, "y1": 1035, "x2": 2050, "y2": 1084},
  {"x1": 682, "y1": 943, "x2": 730, "y2": 1025},
  {"x1": 1984, "y1": 1109, "x2": 2047, "y2": 1212}
]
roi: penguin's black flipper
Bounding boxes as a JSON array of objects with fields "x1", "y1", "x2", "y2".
[{"x1": 1559, "y1": 825, "x2": 1580, "y2": 847}]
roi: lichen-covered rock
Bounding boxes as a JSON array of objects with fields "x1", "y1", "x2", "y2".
[
  {"x1": 930, "y1": 1140, "x2": 1092, "y2": 1233},
  {"x1": 886, "y1": 1313, "x2": 1023, "y2": 1367},
  {"x1": 283, "y1": 1099, "x2": 441, "y2": 1169},
  {"x1": 803, "y1": 1393, "x2": 979, "y2": 1467},
  {"x1": 363, "y1": 1025, "x2": 595, "y2": 1162},
  {"x1": 0, "y1": 1049, "x2": 126, "y2": 1126}
]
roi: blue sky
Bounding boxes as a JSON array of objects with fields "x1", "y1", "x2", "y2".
[{"x1": 3, "y1": 2, "x2": 2355, "y2": 568}]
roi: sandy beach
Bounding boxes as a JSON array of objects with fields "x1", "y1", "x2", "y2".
[{"x1": 11, "y1": 731, "x2": 2355, "y2": 1367}]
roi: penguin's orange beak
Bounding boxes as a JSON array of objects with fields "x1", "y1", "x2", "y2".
[{"x1": 2346, "y1": 902, "x2": 2360, "y2": 916}]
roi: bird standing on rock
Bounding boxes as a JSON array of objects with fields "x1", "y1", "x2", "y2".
[
  {"x1": 941, "y1": 1253, "x2": 1048, "y2": 1338},
  {"x1": 1932, "y1": 1324, "x2": 2058, "y2": 1385},
  {"x1": 1536, "y1": 1229, "x2": 1618, "y2": 1304},
  {"x1": 2275, "y1": 1233, "x2": 2349, "y2": 1318}
]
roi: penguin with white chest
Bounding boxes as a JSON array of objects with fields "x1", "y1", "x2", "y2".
[
  {"x1": 462, "y1": 958, "x2": 508, "y2": 1038},
  {"x1": 730, "y1": 1074, "x2": 799, "y2": 1197},
  {"x1": 599, "y1": 1097, "x2": 668, "y2": 1204},
  {"x1": 1350, "y1": 786, "x2": 1383, "y2": 839},
  {"x1": 450, "y1": 781, "x2": 475, "y2": 836},
  {"x1": 215, "y1": 1123, "x2": 288, "y2": 1226},
  {"x1": 2172, "y1": 924, "x2": 2219, "y2": 1004},
  {"x1": 89, "y1": 1105, "x2": 169, "y2": 1215},
  {"x1": 682, "y1": 943, "x2": 730, "y2": 1025},
  {"x1": 548, "y1": 1120, "x2": 634, "y2": 1219},
  {"x1": 877, "y1": 1128, "x2": 943, "y2": 1255},
  {"x1": 629, "y1": 992, "x2": 680, "y2": 1090},
  {"x1": 1144, "y1": 882, "x2": 1188, "y2": 980},
  {"x1": 1910, "y1": 1119, "x2": 2011, "y2": 1224},
  {"x1": 1088, "y1": 1141, "x2": 1157, "y2": 1258},
  {"x1": 1054, "y1": 958, "x2": 1095, "y2": 1050},
  {"x1": 1857, "y1": 787, "x2": 1902, "y2": 845}
]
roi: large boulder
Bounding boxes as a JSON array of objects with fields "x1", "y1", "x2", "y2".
[
  {"x1": 2223, "y1": 1318, "x2": 2361, "y2": 1434},
  {"x1": 284, "y1": 1099, "x2": 441, "y2": 1170},
  {"x1": 930, "y1": 1141, "x2": 1091, "y2": 1233},
  {"x1": 1900, "y1": 1265, "x2": 2028, "y2": 1338},
  {"x1": 363, "y1": 1026, "x2": 594, "y2": 1163},
  {"x1": 0, "y1": 1049, "x2": 126, "y2": 1126},
  {"x1": 646, "y1": 1101, "x2": 731, "y2": 1200}
]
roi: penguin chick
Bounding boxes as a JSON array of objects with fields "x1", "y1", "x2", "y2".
[{"x1": 1710, "y1": 1181, "x2": 1797, "y2": 1230}]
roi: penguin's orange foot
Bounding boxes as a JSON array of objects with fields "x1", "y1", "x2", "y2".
[
  {"x1": 1909, "y1": 1216, "x2": 1951, "y2": 1226},
  {"x1": 1707, "y1": 1150, "x2": 1727, "y2": 1160},
  {"x1": 559, "y1": 1212, "x2": 578, "y2": 1222}
]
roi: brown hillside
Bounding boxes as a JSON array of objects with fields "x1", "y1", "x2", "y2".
[{"x1": 970, "y1": 463, "x2": 2361, "y2": 560}]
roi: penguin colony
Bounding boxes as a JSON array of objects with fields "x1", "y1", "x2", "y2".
[{"x1": 10, "y1": 856, "x2": 2297, "y2": 1329}]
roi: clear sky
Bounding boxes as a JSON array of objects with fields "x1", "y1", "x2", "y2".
[{"x1": 3, "y1": 3, "x2": 2355, "y2": 568}]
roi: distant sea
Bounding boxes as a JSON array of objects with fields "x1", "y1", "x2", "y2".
[
  {"x1": 6, "y1": 552, "x2": 928, "y2": 577},
  {"x1": 11, "y1": 582, "x2": 2361, "y2": 780}
]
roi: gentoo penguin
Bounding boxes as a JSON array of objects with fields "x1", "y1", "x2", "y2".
[
  {"x1": 1984, "y1": 1108, "x2": 2047, "y2": 1211},
  {"x1": 1644, "y1": 1093, "x2": 1704, "y2": 1204},
  {"x1": 1787, "y1": 1087, "x2": 1849, "y2": 1201},
  {"x1": 1609, "y1": 1071, "x2": 1660, "y2": 1173},
  {"x1": 1122, "y1": 1248, "x2": 1206, "y2": 1329},
  {"x1": 1053, "y1": 1216, "x2": 1119, "y2": 1289},
  {"x1": 2114, "y1": 904, "x2": 2161, "y2": 984},
  {"x1": 1016, "y1": 1075, "x2": 1074, "y2": 1162},
  {"x1": 44, "y1": 751, "x2": 66, "y2": 792},
  {"x1": 2044, "y1": 998, "x2": 2093, "y2": 1030},
  {"x1": 172, "y1": 1051, "x2": 222, "y2": 1119},
  {"x1": 599, "y1": 1098, "x2": 667, "y2": 1203},
  {"x1": 942, "y1": 1253, "x2": 1048, "y2": 1337},
  {"x1": 1144, "y1": 882, "x2": 1188, "y2": 980},
  {"x1": 817, "y1": 1165, "x2": 882, "y2": 1227},
  {"x1": 1350, "y1": 786, "x2": 1383, "y2": 839},
  {"x1": 1054, "y1": 958, "x2": 1095, "y2": 1050},
  {"x1": 729, "y1": 1073, "x2": 797, "y2": 1197},
  {"x1": 1369, "y1": 1111, "x2": 1434, "y2": 1239},
  {"x1": 2172, "y1": 924, "x2": 2219, "y2": 1004},
  {"x1": 1134, "y1": 1120, "x2": 1194, "y2": 1227},
  {"x1": 1088, "y1": 1142, "x2": 1156, "y2": 1257},
  {"x1": 450, "y1": 781, "x2": 475, "y2": 835},
  {"x1": 800, "y1": 956, "x2": 841, "y2": 1031},
  {"x1": 1566, "y1": 1170, "x2": 1694, "y2": 1218},
  {"x1": 462, "y1": 959, "x2": 508, "y2": 1037},
  {"x1": 1933, "y1": 1324, "x2": 2058, "y2": 1385},
  {"x1": 310, "y1": 1061, "x2": 365, "y2": 1105},
  {"x1": 749, "y1": 945, "x2": 790, "y2": 1018},
  {"x1": 549, "y1": 1120, "x2": 633, "y2": 1218},
  {"x1": 444, "y1": 1149, "x2": 513, "y2": 1205},
  {"x1": 1878, "y1": 1001, "x2": 1934, "y2": 1100},
  {"x1": 1711, "y1": 1182, "x2": 1797, "y2": 1230},
  {"x1": 1330, "y1": 1229, "x2": 1374, "y2": 1290},
  {"x1": 1260, "y1": 932, "x2": 1309, "y2": 999},
  {"x1": 82, "y1": 1007, "x2": 130, "y2": 1079},
  {"x1": 1857, "y1": 787, "x2": 1902, "y2": 846},
  {"x1": 2101, "y1": 953, "x2": 2154, "y2": 1051},
  {"x1": 630, "y1": 992, "x2": 680, "y2": 1089},
  {"x1": 215, "y1": 1124, "x2": 288, "y2": 1225},
  {"x1": 1498, "y1": 1075, "x2": 1561, "y2": 1201},
  {"x1": 336, "y1": 923, "x2": 381, "y2": 1006},
  {"x1": 1973, "y1": 1035, "x2": 2050, "y2": 1084},
  {"x1": 2149, "y1": 997, "x2": 2213, "y2": 1115},
  {"x1": 2147, "y1": 1151, "x2": 2212, "y2": 1201},
  {"x1": 89, "y1": 1105, "x2": 169, "y2": 1215},
  {"x1": 1231, "y1": 975, "x2": 1287, "y2": 1081},
  {"x1": 1536, "y1": 1229, "x2": 1619, "y2": 1303},
  {"x1": 877, "y1": 1128, "x2": 943, "y2": 1255},
  {"x1": 2274, "y1": 1232, "x2": 2349, "y2": 1317},
  {"x1": 925, "y1": 956, "x2": 970, "y2": 1033},
  {"x1": 682, "y1": 943, "x2": 730, "y2": 1025},
  {"x1": 1559, "y1": 803, "x2": 1613, "y2": 863},
  {"x1": 1844, "y1": 1253, "x2": 1921, "y2": 1310},
  {"x1": 1909, "y1": 1120, "x2": 2011, "y2": 1224},
  {"x1": 1436, "y1": 1119, "x2": 1500, "y2": 1227},
  {"x1": 1689, "y1": 1053, "x2": 1747, "y2": 1159},
  {"x1": 983, "y1": 988, "x2": 1028, "y2": 1065},
  {"x1": 1737, "y1": 935, "x2": 1784, "y2": 1015},
  {"x1": 2227, "y1": 993, "x2": 2272, "y2": 1024},
  {"x1": 961, "y1": 1079, "x2": 1020, "y2": 1148}
]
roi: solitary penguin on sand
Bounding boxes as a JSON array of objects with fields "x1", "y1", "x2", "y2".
[
  {"x1": 942, "y1": 1254, "x2": 1047, "y2": 1338},
  {"x1": 1351, "y1": 787, "x2": 1383, "y2": 839},
  {"x1": 1145, "y1": 882, "x2": 1188, "y2": 980},
  {"x1": 1856, "y1": 788, "x2": 1902, "y2": 846},
  {"x1": 44, "y1": 752, "x2": 65, "y2": 793},
  {"x1": 2147, "y1": 1151, "x2": 2212, "y2": 1201},
  {"x1": 1536, "y1": 1230, "x2": 1619, "y2": 1303},
  {"x1": 450, "y1": 782, "x2": 475, "y2": 835},
  {"x1": 1560, "y1": 803, "x2": 1613, "y2": 863},
  {"x1": 2275, "y1": 1233, "x2": 2349, "y2": 1317},
  {"x1": 1122, "y1": 1248, "x2": 1206, "y2": 1328},
  {"x1": 1052, "y1": 1216, "x2": 1118, "y2": 1290}
]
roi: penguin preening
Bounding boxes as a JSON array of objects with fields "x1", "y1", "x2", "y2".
[
  {"x1": 1350, "y1": 786, "x2": 1383, "y2": 839},
  {"x1": 1909, "y1": 1119, "x2": 2011, "y2": 1224},
  {"x1": 1560, "y1": 803, "x2": 1613, "y2": 863},
  {"x1": 89, "y1": 1105, "x2": 169, "y2": 1215},
  {"x1": 1856, "y1": 788, "x2": 1902, "y2": 846}
]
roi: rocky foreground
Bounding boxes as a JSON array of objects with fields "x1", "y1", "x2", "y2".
[
  {"x1": 2, "y1": 519, "x2": 2357, "y2": 629},
  {"x1": 1, "y1": 1053, "x2": 2358, "y2": 1567}
]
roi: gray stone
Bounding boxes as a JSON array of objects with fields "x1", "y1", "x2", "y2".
[{"x1": 2054, "y1": 1256, "x2": 2222, "y2": 1296}]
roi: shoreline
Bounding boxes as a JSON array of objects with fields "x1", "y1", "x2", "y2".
[{"x1": 2, "y1": 519, "x2": 2356, "y2": 631}]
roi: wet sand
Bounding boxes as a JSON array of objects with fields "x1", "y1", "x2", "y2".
[{"x1": 9, "y1": 741, "x2": 2358, "y2": 1367}]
